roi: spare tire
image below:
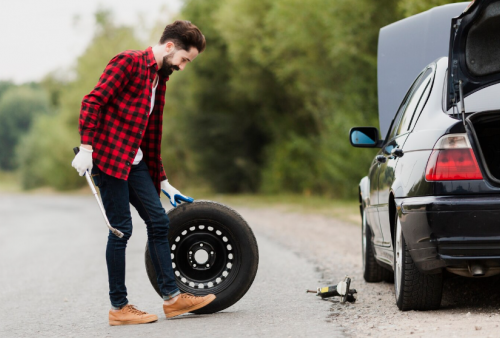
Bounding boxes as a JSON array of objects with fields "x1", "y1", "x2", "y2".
[{"x1": 145, "y1": 200, "x2": 259, "y2": 314}]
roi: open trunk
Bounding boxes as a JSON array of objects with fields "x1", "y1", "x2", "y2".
[
  {"x1": 467, "y1": 111, "x2": 500, "y2": 183},
  {"x1": 447, "y1": 0, "x2": 500, "y2": 111}
]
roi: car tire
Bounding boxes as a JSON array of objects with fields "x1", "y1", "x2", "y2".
[
  {"x1": 362, "y1": 207, "x2": 393, "y2": 283},
  {"x1": 393, "y1": 213, "x2": 442, "y2": 311},
  {"x1": 145, "y1": 200, "x2": 259, "y2": 314}
]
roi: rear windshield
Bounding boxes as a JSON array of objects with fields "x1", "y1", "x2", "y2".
[{"x1": 446, "y1": 82, "x2": 500, "y2": 114}]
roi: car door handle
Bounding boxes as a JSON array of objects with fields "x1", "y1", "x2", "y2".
[
  {"x1": 391, "y1": 148, "x2": 404, "y2": 158},
  {"x1": 375, "y1": 155, "x2": 387, "y2": 163}
]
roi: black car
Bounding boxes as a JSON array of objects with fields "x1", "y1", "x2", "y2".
[{"x1": 350, "y1": 0, "x2": 500, "y2": 311}]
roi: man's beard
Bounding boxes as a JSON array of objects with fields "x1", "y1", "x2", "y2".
[{"x1": 158, "y1": 54, "x2": 180, "y2": 77}]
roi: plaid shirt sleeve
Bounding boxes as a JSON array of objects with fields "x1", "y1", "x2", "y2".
[
  {"x1": 79, "y1": 53, "x2": 135, "y2": 145},
  {"x1": 160, "y1": 159, "x2": 167, "y2": 182}
]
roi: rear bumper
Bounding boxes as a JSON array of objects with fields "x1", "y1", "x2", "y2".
[{"x1": 399, "y1": 195, "x2": 500, "y2": 273}]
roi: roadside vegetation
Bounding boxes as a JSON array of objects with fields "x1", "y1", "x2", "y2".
[{"x1": 0, "y1": 0, "x2": 462, "y2": 201}]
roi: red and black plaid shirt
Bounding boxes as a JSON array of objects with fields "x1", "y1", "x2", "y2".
[{"x1": 79, "y1": 47, "x2": 168, "y2": 195}]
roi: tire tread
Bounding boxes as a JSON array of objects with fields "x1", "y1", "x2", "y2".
[
  {"x1": 394, "y1": 212, "x2": 442, "y2": 311},
  {"x1": 364, "y1": 224, "x2": 393, "y2": 283},
  {"x1": 398, "y1": 241, "x2": 442, "y2": 311}
]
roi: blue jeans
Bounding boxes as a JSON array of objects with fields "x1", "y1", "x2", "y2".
[{"x1": 91, "y1": 161, "x2": 180, "y2": 309}]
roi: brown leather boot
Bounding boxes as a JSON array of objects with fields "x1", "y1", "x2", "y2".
[
  {"x1": 163, "y1": 293, "x2": 216, "y2": 318},
  {"x1": 109, "y1": 304, "x2": 158, "y2": 326}
]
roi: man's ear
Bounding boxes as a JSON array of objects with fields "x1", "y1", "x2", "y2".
[{"x1": 165, "y1": 41, "x2": 175, "y2": 53}]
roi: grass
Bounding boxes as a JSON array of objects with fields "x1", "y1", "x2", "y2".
[
  {"x1": 0, "y1": 171, "x2": 21, "y2": 193},
  {"x1": 0, "y1": 172, "x2": 360, "y2": 225},
  {"x1": 187, "y1": 187, "x2": 361, "y2": 225},
  {"x1": 0, "y1": 171, "x2": 87, "y2": 195}
]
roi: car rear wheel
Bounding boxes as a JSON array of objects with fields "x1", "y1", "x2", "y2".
[
  {"x1": 362, "y1": 208, "x2": 393, "y2": 282},
  {"x1": 145, "y1": 200, "x2": 259, "y2": 314},
  {"x1": 394, "y1": 213, "x2": 442, "y2": 311}
]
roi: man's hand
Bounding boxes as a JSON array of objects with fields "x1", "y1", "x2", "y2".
[
  {"x1": 72, "y1": 145, "x2": 93, "y2": 176},
  {"x1": 161, "y1": 180, "x2": 194, "y2": 207}
]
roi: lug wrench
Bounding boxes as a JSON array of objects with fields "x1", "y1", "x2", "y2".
[{"x1": 73, "y1": 147, "x2": 123, "y2": 238}]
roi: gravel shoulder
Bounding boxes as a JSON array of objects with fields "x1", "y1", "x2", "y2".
[{"x1": 236, "y1": 206, "x2": 500, "y2": 338}]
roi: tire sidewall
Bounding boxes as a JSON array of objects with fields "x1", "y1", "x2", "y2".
[
  {"x1": 394, "y1": 214, "x2": 405, "y2": 308},
  {"x1": 362, "y1": 208, "x2": 368, "y2": 271},
  {"x1": 147, "y1": 200, "x2": 259, "y2": 314}
]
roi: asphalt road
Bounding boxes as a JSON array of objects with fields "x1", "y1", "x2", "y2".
[{"x1": 0, "y1": 194, "x2": 345, "y2": 338}]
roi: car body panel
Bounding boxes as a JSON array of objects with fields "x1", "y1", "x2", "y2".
[
  {"x1": 399, "y1": 195, "x2": 500, "y2": 273},
  {"x1": 367, "y1": 162, "x2": 384, "y2": 244},
  {"x1": 360, "y1": 175, "x2": 383, "y2": 245},
  {"x1": 377, "y1": 133, "x2": 408, "y2": 246}
]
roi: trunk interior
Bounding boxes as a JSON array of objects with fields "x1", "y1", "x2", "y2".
[
  {"x1": 468, "y1": 111, "x2": 500, "y2": 182},
  {"x1": 465, "y1": 1, "x2": 500, "y2": 77}
]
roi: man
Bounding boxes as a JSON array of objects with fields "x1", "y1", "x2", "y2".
[{"x1": 71, "y1": 20, "x2": 215, "y2": 326}]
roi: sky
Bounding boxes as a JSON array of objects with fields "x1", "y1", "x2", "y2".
[{"x1": 0, "y1": 0, "x2": 183, "y2": 84}]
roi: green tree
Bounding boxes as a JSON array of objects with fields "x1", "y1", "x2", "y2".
[
  {"x1": 205, "y1": 0, "x2": 400, "y2": 196},
  {"x1": 0, "y1": 81, "x2": 14, "y2": 99},
  {"x1": 398, "y1": 0, "x2": 465, "y2": 17},
  {"x1": 17, "y1": 10, "x2": 143, "y2": 190},
  {"x1": 162, "y1": 0, "x2": 275, "y2": 192},
  {"x1": 0, "y1": 86, "x2": 49, "y2": 170}
]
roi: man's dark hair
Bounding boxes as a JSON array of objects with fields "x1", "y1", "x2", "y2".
[{"x1": 159, "y1": 20, "x2": 206, "y2": 53}]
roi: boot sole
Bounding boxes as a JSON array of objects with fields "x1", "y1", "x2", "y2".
[
  {"x1": 165, "y1": 295, "x2": 216, "y2": 318},
  {"x1": 109, "y1": 316, "x2": 158, "y2": 326}
]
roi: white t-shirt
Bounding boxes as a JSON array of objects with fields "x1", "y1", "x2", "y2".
[{"x1": 132, "y1": 80, "x2": 158, "y2": 165}]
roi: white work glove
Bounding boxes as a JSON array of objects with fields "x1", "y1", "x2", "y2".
[
  {"x1": 161, "y1": 180, "x2": 194, "y2": 207},
  {"x1": 71, "y1": 146, "x2": 93, "y2": 176}
]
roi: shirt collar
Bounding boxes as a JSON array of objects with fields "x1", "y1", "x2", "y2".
[
  {"x1": 145, "y1": 46, "x2": 169, "y2": 82},
  {"x1": 145, "y1": 46, "x2": 157, "y2": 69}
]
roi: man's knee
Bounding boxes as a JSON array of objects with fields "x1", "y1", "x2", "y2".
[
  {"x1": 109, "y1": 223, "x2": 133, "y2": 241},
  {"x1": 148, "y1": 212, "x2": 170, "y2": 236},
  {"x1": 109, "y1": 229, "x2": 132, "y2": 241}
]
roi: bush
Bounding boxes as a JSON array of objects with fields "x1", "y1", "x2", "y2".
[
  {"x1": 16, "y1": 115, "x2": 81, "y2": 190},
  {"x1": 0, "y1": 86, "x2": 49, "y2": 170}
]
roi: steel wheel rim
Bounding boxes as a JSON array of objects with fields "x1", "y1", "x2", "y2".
[
  {"x1": 395, "y1": 217, "x2": 403, "y2": 296},
  {"x1": 170, "y1": 220, "x2": 240, "y2": 295}
]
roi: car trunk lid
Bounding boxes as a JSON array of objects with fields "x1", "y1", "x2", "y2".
[{"x1": 447, "y1": 0, "x2": 500, "y2": 112}]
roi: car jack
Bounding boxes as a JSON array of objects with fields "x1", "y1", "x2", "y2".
[{"x1": 307, "y1": 276, "x2": 357, "y2": 303}]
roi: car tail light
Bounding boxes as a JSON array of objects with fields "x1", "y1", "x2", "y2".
[{"x1": 425, "y1": 134, "x2": 483, "y2": 181}]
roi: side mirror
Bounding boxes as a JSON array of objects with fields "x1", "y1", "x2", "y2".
[{"x1": 349, "y1": 127, "x2": 382, "y2": 148}]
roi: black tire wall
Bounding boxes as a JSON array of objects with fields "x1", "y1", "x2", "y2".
[{"x1": 145, "y1": 200, "x2": 259, "y2": 314}]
